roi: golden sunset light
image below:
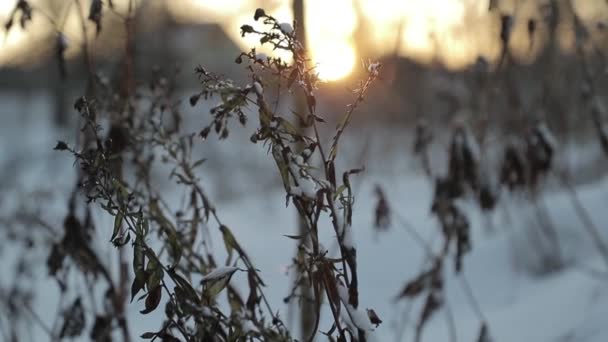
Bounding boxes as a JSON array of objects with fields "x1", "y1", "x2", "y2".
[
  {"x1": 5, "y1": 2, "x2": 608, "y2": 342},
  {"x1": 304, "y1": 0, "x2": 357, "y2": 81},
  {"x1": 2, "y1": 0, "x2": 607, "y2": 81}
]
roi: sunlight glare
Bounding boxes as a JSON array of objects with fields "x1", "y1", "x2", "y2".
[
  {"x1": 313, "y1": 41, "x2": 356, "y2": 82},
  {"x1": 7, "y1": 0, "x2": 602, "y2": 77},
  {"x1": 192, "y1": 0, "x2": 247, "y2": 19},
  {"x1": 305, "y1": 0, "x2": 357, "y2": 81}
]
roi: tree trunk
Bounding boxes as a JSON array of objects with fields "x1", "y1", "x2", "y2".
[{"x1": 292, "y1": 1, "x2": 315, "y2": 340}]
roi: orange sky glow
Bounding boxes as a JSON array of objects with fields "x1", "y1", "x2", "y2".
[{"x1": 1, "y1": 0, "x2": 607, "y2": 81}]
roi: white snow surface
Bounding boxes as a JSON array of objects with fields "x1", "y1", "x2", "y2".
[{"x1": 1, "y1": 93, "x2": 608, "y2": 341}]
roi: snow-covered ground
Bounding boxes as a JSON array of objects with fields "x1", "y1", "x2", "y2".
[{"x1": 2, "y1": 92, "x2": 608, "y2": 341}]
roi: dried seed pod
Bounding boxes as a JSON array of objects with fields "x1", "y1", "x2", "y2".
[
  {"x1": 431, "y1": 176, "x2": 464, "y2": 214},
  {"x1": 17, "y1": 0, "x2": 32, "y2": 29},
  {"x1": 88, "y1": 0, "x2": 103, "y2": 35},
  {"x1": 500, "y1": 141, "x2": 526, "y2": 190},
  {"x1": 367, "y1": 309, "x2": 382, "y2": 328},
  {"x1": 254, "y1": 8, "x2": 266, "y2": 21},
  {"x1": 413, "y1": 119, "x2": 432, "y2": 154},
  {"x1": 452, "y1": 206, "x2": 471, "y2": 273},
  {"x1": 500, "y1": 15, "x2": 513, "y2": 47},
  {"x1": 448, "y1": 126, "x2": 479, "y2": 191},
  {"x1": 106, "y1": 123, "x2": 129, "y2": 155},
  {"x1": 398, "y1": 258, "x2": 442, "y2": 299},
  {"x1": 373, "y1": 185, "x2": 390, "y2": 230},
  {"x1": 525, "y1": 121, "x2": 556, "y2": 187}
]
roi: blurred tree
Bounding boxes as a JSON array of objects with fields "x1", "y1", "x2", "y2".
[{"x1": 292, "y1": 0, "x2": 315, "y2": 340}]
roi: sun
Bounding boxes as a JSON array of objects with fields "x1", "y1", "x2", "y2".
[
  {"x1": 305, "y1": 0, "x2": 358, "y2": 82},
  {"x1": 312, "y1": 41, "x2": 356, "y2": 82}
]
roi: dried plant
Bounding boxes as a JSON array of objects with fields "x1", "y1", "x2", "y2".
[
  {"x1": 4, "y1": 2, "x2": 608, "y2": 342},
  {"x1": 45, "y1": 6, "x2": 384, "y2": 342}
]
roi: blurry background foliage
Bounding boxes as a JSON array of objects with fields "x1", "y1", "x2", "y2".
[{"x1": 2, "y1": 0, "x2": 607, "y2": 132}]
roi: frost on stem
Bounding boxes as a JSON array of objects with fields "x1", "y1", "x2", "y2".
[
  {"x1": 201, "y1": 266, "x2": 240, "y2": 282},
  {"x1": 337, "y1": 281, "x2": 375, "y2": 333}
]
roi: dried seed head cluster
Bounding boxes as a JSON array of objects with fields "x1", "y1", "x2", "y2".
[
  {"x1": 404, "y1": 118, "x2": 558, "y2": 341},
  {"x1": 373, "y1": 186, "x2": 390, "y2": 231},
  {"x1": 499, "y1": 120, "x2": 556, "y2": 192},
  {"x1": 88, "y1": 0, "x2": 103, "y2": 35},
  {"x1": 4, "y1": 0, "x2": 33, "y2": 32}
]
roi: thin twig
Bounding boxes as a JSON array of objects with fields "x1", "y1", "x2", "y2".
[
  {"x1": 556, "y1": 171, "x2": 608, "y2": 270},
  {"x1": 459, "y1": 273, "x2": 487, "y2": 323},
  {"x1": 22, "y1": 300, "x2": 54, "y2": 337},
  {"x1": 443, "y1": 301, "x2": 458, "y2": 342},
  {"x1": 394, "y1": 212, "x2": 435, "y2": 257}
]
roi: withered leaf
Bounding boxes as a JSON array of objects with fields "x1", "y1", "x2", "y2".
[
  {"x1": 374, "y1": 185, "x2": 390, "y2": 230},
  {"x1": 140, "y1": 285, "x2": 162, "y2": 314},
  {"x1": 59, "y1": 298, "x2": 85, "y2": 338},
  {"x1": 283, "y1": 234, "x2": 306, "y2": 240},
  {"x1": 111, "y1": 211, "x2": 123, "y2": 242},
  {"x1": 112, "y1": 232, "x2": 131, "y2": 247},
  {"x1": 168, "y1": 268, "x2": 199, "y2": 303},
  {"x1": 145, "y1": 255, "x2": 164, "y2": 292},
  {"x1": 398, "y1": 260, "x2": 442, "y2": 298},
  {"x1": 201, "y1": 266, "x2": 240, "y2": 300},
  {"x1": 227, "y1": 285, "x2": 244, "y2": 313},
  {"x1": 140, "y1": 332, "x2": 156, "y2": 339},
  {"x1": 132, "y1": 234, "x2": 145, "y2": 280},
  {"x1": 246, "y1": 269, "x2": 259, "y2": 313},
  {"x1": 54, "y1": 140, "x2": 69, "y2": 151},
  {"x1": 73, "y1": 96, "x2": 87, "y2": 113},
  {"x1": 254, "y1": 8, "x2": 266, "y2": 21},
  {"x1": 189, "y1": 94, "x2": 201, "y2": 106},
  {"x1": 366, "y1": 309, "x2": 382, "y2": 328},
  {"x1": 47, "y1": 243, "x2": 66, "y2": 276},
  {"x1": 131, "y1": 276, "x2": 146, "y2": 303}
]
